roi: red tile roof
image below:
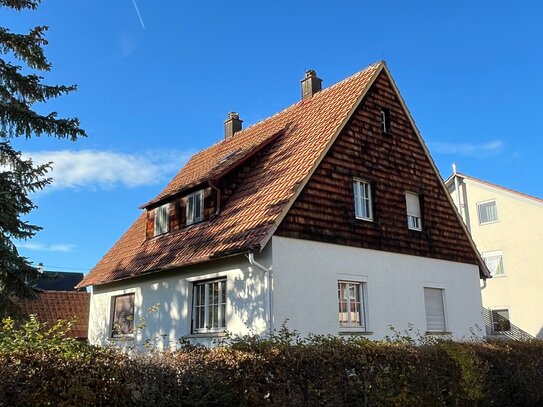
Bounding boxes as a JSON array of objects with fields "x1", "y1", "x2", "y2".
[
  {"x1": 17, "y1": 291, "x2": 90, "y2": 338},
  {"x1": 84, "y1": 61, "x2": 473, "y2": 287}
]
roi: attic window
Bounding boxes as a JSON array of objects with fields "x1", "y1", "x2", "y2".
[
  {"x1": 154, "y1": 204, "x2": 169, "y2": 236},
  {"x1": 381, "y1": 108, "x2": 391, "y2": 133},
  {"x1": 187, "y1": 190, "x2": 204, "y2": 225},
  {"x1": 218, "y1": 151, "x2": 237, "y2": 164}
]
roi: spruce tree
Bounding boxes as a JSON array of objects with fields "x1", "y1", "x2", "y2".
[{"x1": 0, "y1": 0, "x2": 86, "y2": 316}]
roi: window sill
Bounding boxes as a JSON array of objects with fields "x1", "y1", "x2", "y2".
[
  {"x1": 186, "y1": 331, "x2": 228, "y2": 339},
  {"x1": 479, "y1": 220, "x2": 499, "y2": 226},
  {"x1": 355, "y1": 216, "x2": 374, "y2": 223},
  {"x1": 425, "y1": 331, "x2": 452, "y2": 336},
  {"x1": 109, "y1": 335, "x2": 135, "y2": 342},
  {"x1": 339, "y1": 330, "x2": 373, "y2": 336}
]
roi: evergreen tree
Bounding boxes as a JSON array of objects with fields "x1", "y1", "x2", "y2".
[{"x1": 0, "y1": 0, "x2": 86, "y2": 316}]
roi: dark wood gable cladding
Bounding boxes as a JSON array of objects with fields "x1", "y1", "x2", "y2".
[{"x1": 276, "y1": 71, "x2": 479, "y2": 266}]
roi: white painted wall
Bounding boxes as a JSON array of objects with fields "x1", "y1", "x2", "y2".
[
  {"x1": 89, "y1": 236, "x2": 484, "y2": 347},
  {"x1": 88, "y1": 251, "x2": 271, "y2": 349},
  {"x1": 271, "y1": 236, "x2": 484, "y2": 340}
]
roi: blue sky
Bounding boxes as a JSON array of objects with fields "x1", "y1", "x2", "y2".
[{"x1": 2, "y1": 0, "x2": 542, "y2": 275}]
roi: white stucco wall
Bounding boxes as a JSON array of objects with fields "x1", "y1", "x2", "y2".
[
  {"x1": 271, "y1": 236, "x2": 484, "y2": 340},
  {"x1": 88, "y1": 250, "x2": 271, "y2": 348}
]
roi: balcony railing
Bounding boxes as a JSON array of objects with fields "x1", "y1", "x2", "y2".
[{"x1": 482, "y1": 308, "x2": 534, "y2": 341}]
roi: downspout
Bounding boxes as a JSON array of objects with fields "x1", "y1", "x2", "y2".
[
  {"x1": 209, "y1": 179, "x2": 221, "y2": 216},
  {"x1": 246, "y1": 252, "x2": 273, "y2": 336},
  {"x1": 452, "y1": 163, "x2": 463, "y2": 221}
]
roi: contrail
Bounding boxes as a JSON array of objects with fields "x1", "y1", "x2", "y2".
[{"x1": 131, "y1": 0, "x2": 145, "y2": 29}]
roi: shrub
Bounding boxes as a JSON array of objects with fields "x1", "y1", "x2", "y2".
[{"x1": 0, "y1": 321, "x2": 542, "y2": 406}]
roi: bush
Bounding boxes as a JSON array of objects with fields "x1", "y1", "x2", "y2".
[{"x1": 0, "y1": 320, "x2": 542, "y2": 406}]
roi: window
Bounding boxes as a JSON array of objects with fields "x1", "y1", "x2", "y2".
[
  {"x1": 111, "y1": 293, "x2": 135, "y2": 337},
  {"x1": 405, "y1": 192, "x2": 422, "y2": 231},
  {"x1": 192, "y1": 279, "x2": 226, "y2": 333},
  {"x1": 477, "y1": 200, "x2": 498, "y2": 224},
  {"x1": 491, "y1": 309, "x2": 511, "y2": 332},
  {"x1": 381, "y1": 108, "x2": 391, "y2": 133},
  {"x1": 353, "y1": 179, "x2": 373, "y2": 221},
  {"x1": 338, "y1": 281, "x2": 366, "y2": 329},
  {"x1": 424, "y1": 287, "x2": 446, "y2": 332},
  {"x1": 186, "y1": 190, "x2": 204, "y2": 225},
  {"x1": 482, "y1": 250, "x2": 505, "y2": 277},
  {"x1": 154, "y1": 203, "x2": 169, "y2": 236}
]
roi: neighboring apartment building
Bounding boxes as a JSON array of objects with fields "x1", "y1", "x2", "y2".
[
  {"x1": 446, "y1": 172, "x2": 543, "y2": 339},
  {"x1": 78, "y1": 62, "x2": 489, "y2": 347}
]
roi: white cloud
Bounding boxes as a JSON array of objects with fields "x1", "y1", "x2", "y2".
[
  {"x1": 18, "y1": 242, "x2": 75, "y2": 253},
  {"x1": 429, "y1": 140, "x2": 504, "y2": 156},
  {"x1": 23, "y1": 149, "x2": 191, "y2": 191}
]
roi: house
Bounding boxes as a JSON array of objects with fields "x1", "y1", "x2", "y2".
[
  {"x1": 78, "y1": 62, "x2": 489, "y2": 347},
  {"x1": 18, "y1": 270, "x2": 90, "y2": 340},
  {"x1": 446, "y1": 171, "x2": 543, "y2": 339}
]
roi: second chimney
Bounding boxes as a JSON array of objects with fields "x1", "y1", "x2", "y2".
[
  {"x1": 301, "y1": 70, "x2": 322, "y2": 100},
  {"x1": 224, "y1": 112, "x2": 243, "y2": 140}
]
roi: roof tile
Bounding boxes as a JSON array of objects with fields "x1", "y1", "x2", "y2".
[{"x1": 79, "y1": 62, "x2": 383, "y2": 287}]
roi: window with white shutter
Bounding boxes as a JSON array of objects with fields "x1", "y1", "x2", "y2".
[
  {"x1": 154, "y1": 204, "x2": 169, "y2": 236},
  {"x1": 405, "y1": 192, "x2": 422, "y2": 231},
  {"x1": 477, "y1": 200, "x2": 498, "y2": 224},
  {"x1": 424, "y1": 287, "x2": 446, "y2": 332},
  {"x1": 187, "y1": 190, "x2": 204, "y2": 225}
]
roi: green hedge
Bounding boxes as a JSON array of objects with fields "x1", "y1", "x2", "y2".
[{"x1": 1, "y1": 319, "x2": 543, "y2": 406}]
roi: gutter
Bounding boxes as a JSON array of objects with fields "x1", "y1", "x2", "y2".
[{"x1": 246, "y1": 252, "x2": 273, "y2": 336}]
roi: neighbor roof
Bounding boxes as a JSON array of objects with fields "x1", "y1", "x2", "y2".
[
  {"x1": 17, "y1": 291, "x2": 90, "y2": 339},
  {"x1": 79, "y1": 62, "x2": 383, "y2": 287},
  {"x1": 446, "y1": 172, "x2": 543, "y2": 205}
]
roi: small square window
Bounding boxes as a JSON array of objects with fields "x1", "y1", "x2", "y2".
[
  {"x1": 111, "y1": 293, "x2": 135, "y2": 338},
  {"x1": 192, "y1": 279, "x2": 226, "y2": 333},
  {"x1": 424, "y1": 287, "x2": 446, "y2": 332},
  {"x1": 187, "y1": 190, "x2": 204, "y2": 225},
  {"x1": 405, "y1": 192, "x2": 422, "y2": 231},
  {"x1": 381, "y1": 108, "x2": 391, "y2": 133},
  {"x1": 154, "y1": 204, "x2": 169, "y2": 236},
  {"x1": 477, "y1": 200, "x2": 498, "y2": 224},
  {"x1": 338, "y1": 281, "x2": 367, "y2": 329},
  {"x1": 491, "y1": 309, "x2": 511, "y2": 332},
  {"x1": 353, "y1": 179, "x2": 373, "y2": 221},
  {"x1": 482, "y1": 250, "x2": 505, "y2": 277}
]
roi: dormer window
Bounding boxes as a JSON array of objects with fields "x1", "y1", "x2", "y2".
[
  {"x1": 154, "y1": 203, "x2": 169, "y2": 236},
  {"x1": 381, "y1": 108, "x2": 391, "y2": 133},
  {"x1": 187, "y1": 190, "x2": 204, "y2": 225}
]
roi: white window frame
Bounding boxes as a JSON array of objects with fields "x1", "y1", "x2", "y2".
[
  {"x1": 477, "y1": 199, "x2": 499, "y2": 225},
  {"x1": 405, "y1": 191, "x2": 422, "y2": 231},
  {"x1": 490, "y1": 307, "x2": 511, "y2": 333},
  {"x1": 381, "y1": 108, "x2": 390, "y2": 133},
  {"x1": 423, "y1": 286, "x2": 448, "y2": 333},
  {"x1": 191, "y1": 278, "x2": 227, "y2": 334},
  {"x1": 337, "y1": 277, "x2": 369, "y2": 332},
  {"x1": 482, "y1": 250, "x2": 506, "y2": 277},
  {"x1": 154, "y1": 203, "x2": 169, "y2": 236},
  {"x1": 353, "y1": 179, "x2": 373, "y2": 221},
  {"x1": 186, "y1": 190, "x2": 204, "y2": 225}
]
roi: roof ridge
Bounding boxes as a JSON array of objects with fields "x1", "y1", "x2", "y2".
[{"x1": 185, "y1": 62, "x2": 385, "y2": 160}]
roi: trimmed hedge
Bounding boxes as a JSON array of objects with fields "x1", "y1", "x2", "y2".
[{"x1": 1, "y1": 336, "x2": 543, "y2": 406}]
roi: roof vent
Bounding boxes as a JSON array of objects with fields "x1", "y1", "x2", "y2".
[
  {"x1": 224, "y1": 112, "x2": 243, "y2": 140},
  {"x1": 301, "y1": 70, "x2": 322, "y2": 100}
]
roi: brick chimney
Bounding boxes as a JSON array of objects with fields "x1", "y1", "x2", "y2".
[
  {"x1": 301, "y1": 70, "x2": 322, "y2": 100},
  {"x1": 224, "y1": 112, "x2": 243, "y2": 140}
]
